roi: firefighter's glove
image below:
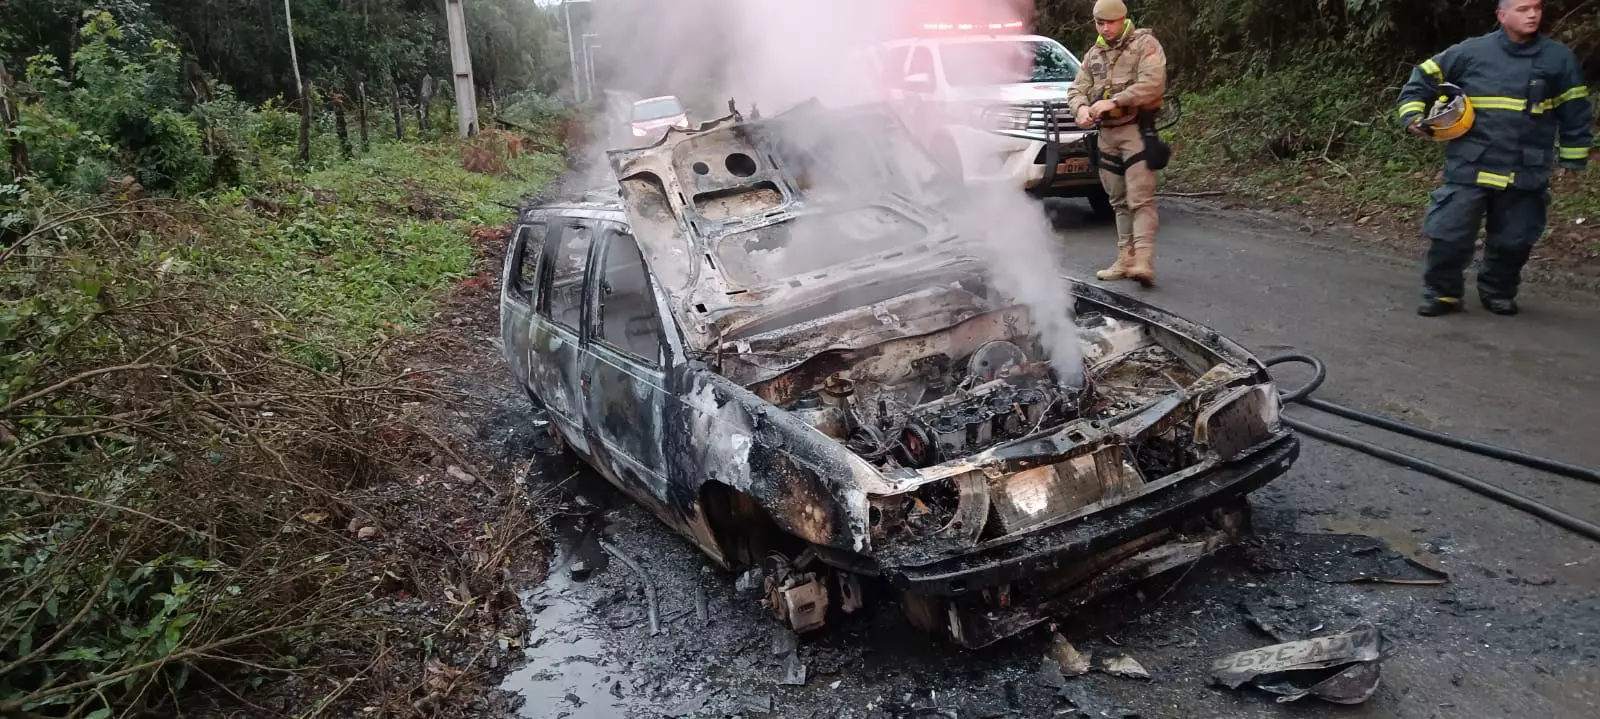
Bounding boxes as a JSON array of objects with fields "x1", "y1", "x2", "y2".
[{"x1": 1405, "y1": 120, "x2": 1434, "y2": 138}]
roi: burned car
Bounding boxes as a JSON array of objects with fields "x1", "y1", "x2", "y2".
[{"x1": 499, "y1": 102, "x2": 1299, "y2": 648}]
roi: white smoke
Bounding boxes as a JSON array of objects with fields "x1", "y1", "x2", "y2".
[{"x1": 577, "y1": 0, "x2": 1083, "y2": 385}]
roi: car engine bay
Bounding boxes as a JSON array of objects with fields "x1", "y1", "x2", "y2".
[{"x1": 749, "y1": 307, "x2": 1205, "y2": 472}]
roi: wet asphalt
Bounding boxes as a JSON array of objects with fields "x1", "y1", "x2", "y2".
[{"x1": 494, "y1": 197, "x2": 1600, "y2": 719}]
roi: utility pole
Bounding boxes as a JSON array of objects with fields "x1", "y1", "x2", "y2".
[
  {"x1": 587, "y1": 44, "x2": 599, "y2": 98},
  {"x1": 582, "y1": 33, "x2": 601, "y2": 102},
  {"x1": 444, "y1": 0, "x2": 479, "y2": 137},
  {"x1": 284, "y1": 0, "x2": 302, "y2": 97},
  {"x1": 563, "y1": 0, "x2": 591, "y2": 104},
  {"x1": 564, "y1": 1, "x2": 580, "y2": 103}
]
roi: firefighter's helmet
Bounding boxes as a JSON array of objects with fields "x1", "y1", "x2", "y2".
[{"x1": 1420, "y1": 83, "x2": 1474, "y2": 142}]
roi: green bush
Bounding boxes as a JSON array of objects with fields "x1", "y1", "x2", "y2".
[
  {"x1": 502, "y1": 88, "x2": 568, "y2": 128},
  {"x1": 0, "y1": 131, "x2": 562, "y2": 714},
  {"x1": 19, "y1": 12, "x2": 212, "y2": 194}
]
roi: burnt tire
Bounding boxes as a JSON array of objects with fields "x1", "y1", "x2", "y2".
[{"x1": 700, "y1": 484, "x2": 790, "y2": 572}]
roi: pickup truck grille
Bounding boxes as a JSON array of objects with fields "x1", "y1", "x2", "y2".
[{"x1": 987, "y1": 103, "x2": 1082, "y2": 138}]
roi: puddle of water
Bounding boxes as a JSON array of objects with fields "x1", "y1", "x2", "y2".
[
  {"x1": 503, "y1": 462, "x2": 643, "y2": 719},
  {"x1": 504, "y1": 575, "x2": 632, "y2": 719}
]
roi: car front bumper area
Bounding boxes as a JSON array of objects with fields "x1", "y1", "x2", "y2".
[
  {"x1": 872, "y1": 431, "x2": 1299, "y2": 648},
  {"x1": 955, "y1": 129, "x2": 1101, "y2": 193},
  {"x1": 887, "y1": 430, "x2": 1298, "y2": 595}
]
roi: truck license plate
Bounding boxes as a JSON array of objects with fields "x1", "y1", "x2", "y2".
[{"x1": 1057, "y1": 157, "x2": 1090, "y2": 174}]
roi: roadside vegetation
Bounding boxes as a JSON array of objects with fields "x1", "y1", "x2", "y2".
[
  {"x1": 1039, "y1": 0, "x2": 1600, "y2": 267},
  {"x1": 1, "y1": 5, "x2": 568, "y2": 717}
]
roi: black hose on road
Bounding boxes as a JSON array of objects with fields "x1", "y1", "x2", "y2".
[
  {"x1": 1264, "y1": 353, "x2": 1600, "y2": 484},
  {"x1": 1283, "y1": 416, "x2": 1600, "y2": 542},
  {"x1": 1296, "y1": 396, "x2": 1600, "y2": 484},
  {"x1": 1262, "y1": 354, "x2": 1600, "y2": 543}
]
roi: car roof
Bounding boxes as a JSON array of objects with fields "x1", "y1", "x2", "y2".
[
  {"x1": 634, "y1": 95, "x2": 680, "y2": 105},
  {"x1": 520, "y1": 185, "x2": 625, "y2": 216}
]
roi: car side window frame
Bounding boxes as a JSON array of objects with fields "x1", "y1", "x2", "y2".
[
  {"x1": 583, "y1": 223, "x2": 666, "y2": 369},
  {"x1": 505, "y1": 220, "x2": 548, "y2": 306},
  {"x1": 535, "y1": 217, "x2": 596, "y2": 332}
]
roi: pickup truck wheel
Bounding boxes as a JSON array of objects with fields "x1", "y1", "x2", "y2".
[{"x1": 1087, "y1": 189, "x2": 1115, "y2": 220}]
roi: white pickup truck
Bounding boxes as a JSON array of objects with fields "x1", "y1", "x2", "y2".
[{"x1": 862, "y1": 31, "x2": 1113, "y2": 217}]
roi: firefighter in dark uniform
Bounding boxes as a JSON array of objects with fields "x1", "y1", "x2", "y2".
[{"x1": 1396, "y1": 0, "x2": 1592, "y2": 317}]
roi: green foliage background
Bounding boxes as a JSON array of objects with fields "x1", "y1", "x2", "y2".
[
  {"x1": 0, "y1": 6, "x2": 568, "y2": 716},
  {"x1": 1036, "y1": 0, "x2": 1599, "y2": 256}
]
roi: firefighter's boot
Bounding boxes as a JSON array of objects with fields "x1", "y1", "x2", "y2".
[
  {"x1": 1126, "y1": 239, "x2": 1155, "y2": 287},
  {"x1": 1096, "y1": 240, "x2": 1135, "y2": 281}
]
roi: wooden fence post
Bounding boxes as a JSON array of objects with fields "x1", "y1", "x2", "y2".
[
  {"x1": 358, "y1": 81, "x2": 370, "y2": 153},
  {"x1": 298, "y1": 80, "x2": 313, "y2": 166},
  {"x1": 390, "y1": 72, "x2": 405, "y2": 141},
  {"x1": 0, "y1": 59, "x2": 30, "y2": 178},
  {"x1": 333, "y1": 92, "x2": 352, "y2": 159},
  {"x1": 418, "y1": 75, "x2": 434, "y2": 138}
]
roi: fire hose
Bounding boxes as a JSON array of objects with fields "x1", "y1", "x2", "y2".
[{"x1": 1262, "y1": 354, "x2": 1600, "y2": 543}]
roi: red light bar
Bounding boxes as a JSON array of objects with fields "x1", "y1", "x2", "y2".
[{"x1": 921, "y1": 21, "x2": 1025, "y2": 31}]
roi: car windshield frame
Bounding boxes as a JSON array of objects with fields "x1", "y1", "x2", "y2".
[
  {"x1": 938, "y1": 39, "x2": 1079, "y2": 87},
  {"x1": 632, "y1": 97, "x2": 684, "y2": 122},
  {"x1": 708, "y1": 204, "x2": 933, "y2": 289}
]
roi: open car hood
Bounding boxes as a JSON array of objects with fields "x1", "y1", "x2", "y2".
[{"x1": 604, "y1": 101, "x2": 956, "y2": 351}]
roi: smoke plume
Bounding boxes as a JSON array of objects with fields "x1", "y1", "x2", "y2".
[{"x1": 579, "y1": 0, "x2": 1084, "y2": 385}]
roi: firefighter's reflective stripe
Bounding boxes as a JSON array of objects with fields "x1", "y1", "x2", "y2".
[
  {"x1": 1535, "y1": 85, "x2": 1590, "y2": 114},
  {"x1": 1420, "y1": 58, "x2": 1442, "y2": 78},
  {"x1": 1466, "y1": 96, "x2": 1527, "y2": 111},
  {"x1": 1476, "y1": 171, "x2": 1514, "y2": 188},
  {"x1": 1398, "y1": 101, "x2": 1427, "y2": 119},
  {"x1": 1559, "y1": 146, "x2": 1591, "y2": 161}
]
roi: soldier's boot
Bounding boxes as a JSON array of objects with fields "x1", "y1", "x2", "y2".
[
  {"x1": 1095, "y1": 239, "x2": 1135, "y2": 281},
  {"x1": 1126, "y1": 239, "x2": 1155, "y2": 287}
]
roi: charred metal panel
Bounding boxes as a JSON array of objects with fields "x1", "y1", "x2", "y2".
[
  {"x1": 528, "y1": 322, "x2": 587, "y2": 453},
  {"x1": 881, "y1": 431, "x2": 1299, "y2": 595},
  {"x1": 986, "y1": 445, "x2": 1143, "y2": 535},
  {"x1": 498, "y1": 224, "x2": 539, "y2": 390},
  {"x1": 733, "y1": 288, "x2": 1017, "y2": 391},
  {"x1": 664, "y1": 371, "x2": 884, "y2": 553},
  {"x1": 583, "y1": 344, "x2": 669, "y2": 497}
]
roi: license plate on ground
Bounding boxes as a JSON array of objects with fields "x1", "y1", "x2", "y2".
[{"x1": 1057, "y1": 156, "x2": 1090, "y2": 174}]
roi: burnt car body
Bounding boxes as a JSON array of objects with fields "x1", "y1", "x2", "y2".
[{"x1": 499, "y1": 101, "x2": 1299, "y2": 648}]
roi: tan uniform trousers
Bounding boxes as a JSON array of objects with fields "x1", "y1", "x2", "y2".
[{"x1": 1096, "y1": 122, "x2": 1159, "y2": 247}]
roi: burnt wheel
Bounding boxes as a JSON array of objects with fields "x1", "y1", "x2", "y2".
[{"x1": 700, "y1": 483, "x2": 792, "y2": 572}]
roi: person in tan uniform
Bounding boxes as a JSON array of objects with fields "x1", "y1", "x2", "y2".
[{"x1": 1066, "y1": 0, "x2": 1168, "y2": 287}]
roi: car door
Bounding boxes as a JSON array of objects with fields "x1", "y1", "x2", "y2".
[
  {"x1": 578, "y1": 222, "x2": 672, "y2": 504},
  {"x1": 498, "y1": 220, "x2": 548, "y2": 393},
  {"x1": 529, "y1": 217, "x2": 595, "y2": 455}
]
